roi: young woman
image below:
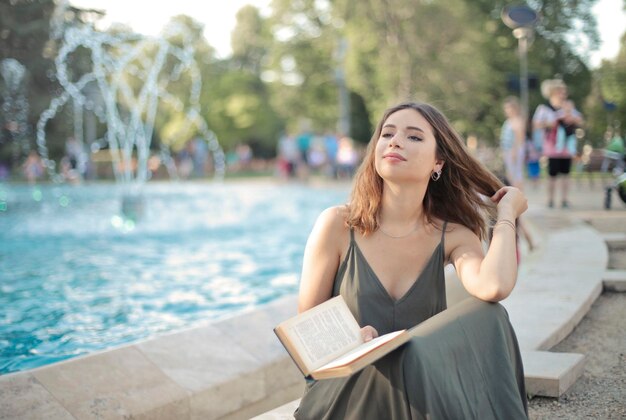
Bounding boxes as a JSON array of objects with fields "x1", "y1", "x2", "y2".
[{"x1": 295, "y1": 102, "x2": 528, "y2": 419}]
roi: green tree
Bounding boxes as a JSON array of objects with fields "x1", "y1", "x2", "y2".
[
  {"x1": 0, "y1": 0, "x2": 98, "y2": 170},
  {"x1": 151, "y1": 15, "x2": 217, "y2": 152},
  {"x1": 460, "y1": 0, "x2": 598, "y2": 140},
  {"x1": 264, "y1": 0, "x2": 344, "y2": 133},
  {"x1": 334, "y1": 0, "x2": 503, "y2": 139},
  {"x1": 329, "y1": 0, "x2": 599, "y2": 144},
  {"x1": 349, "y1": 91, "x2": 372, "y2": 143},
  {"x1": 584, "y1": 32, "x2": 626, "y2": 146},
  {"x1": 200, "y1": 66, "x2": 283, "y2": 157},
  {"x1": 231, "y1": 5, "x2": 272, "y2": 76}
]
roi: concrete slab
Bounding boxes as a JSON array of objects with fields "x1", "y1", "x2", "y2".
[
  {"x1": 522, "y1": 351, "x2": 586, "y2": 398},
  {"x1": 220, "y1": 383, "x2": 302, "y2": 420},
  {"x1": 213, "y1": 295, "x2": 298, "y2": 367},
  {"x1": 135, "y1": 323, "x2": 262, "y2": 393},
  {"x1": 0, "y1": 373, "x2": 75, "y2": 420},
  {"x1": 251, "y1": 398, "x2": 300, "y2": 420},
  {"x1": 578, "y1": 212, "x2": 626, "y2": 233},
  {"x1": 135, "y1": 323, "x2": 267, "y2": 419},
  {"x1": 188, "y1": 368, "x2": 265, "y2": 420},
  {"x1": 603, "y1": 270, "x2": 626, "y2": 292},
  {"x1": 502, "y1": 222, "x2": 606, "y2": 352},
  {"x1": 32, "y1": 346, "x2": 189, "y2": 420},
  {"x1": 600, "y1": 232, "x2": 626, "y2": 246}
]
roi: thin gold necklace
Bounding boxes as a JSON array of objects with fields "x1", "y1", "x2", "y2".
[{"x1": 377, "y1": 222, "x2": 419, "y2": 239}]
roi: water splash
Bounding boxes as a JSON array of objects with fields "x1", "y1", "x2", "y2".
[
  {"x1": 0, "y1": 58, "x2": 30, "y2": 164},
  {"x1": 36, "y1": 15, "x2": 225, "y2": 185}
]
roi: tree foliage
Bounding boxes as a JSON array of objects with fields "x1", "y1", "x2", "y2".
[
  {"x1": 584, "y1": 32, "x2": 626, "y2": 146},
  {"x1": 231, "y1": 5, "x2": 272, "y2": 76},
  {"x1": 329, "y1": 0, "x2": 601, "y2": 142},
  {"x1": 0, "y1": 0, "x2": 98, "y2": 167},
  {"x1": 2, "y1": 0, "x2": 621, "y2": 176}
]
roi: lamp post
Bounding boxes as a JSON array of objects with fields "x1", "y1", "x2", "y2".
[{"x1": 501, "y1": 6, "x2": 539, "y2": 121}]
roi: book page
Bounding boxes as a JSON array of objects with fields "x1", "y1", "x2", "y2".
[
  {"x1": 315, "y1": 330, "x2": 405, "y2": 371},
  {"x1": 281, "y1": 296, "x2": 362, "y2": 371}
]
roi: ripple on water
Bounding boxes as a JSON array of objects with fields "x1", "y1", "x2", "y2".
[{"x1": 0, "y1": 181, "x2": 349, "y2": 374}]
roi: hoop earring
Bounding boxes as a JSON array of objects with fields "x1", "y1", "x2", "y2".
[{"x1": 431, "y1": 169, "x2": 441, "y2": 181}]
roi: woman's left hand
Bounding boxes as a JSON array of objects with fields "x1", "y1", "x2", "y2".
[
  {"x1": 360, "y1": 325, "x2": 379, "y2": 342},
  {"x1": 490, "y1": 186, "x2": 528, "y2": 220}
]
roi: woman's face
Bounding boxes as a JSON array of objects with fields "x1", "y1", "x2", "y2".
[
  {"x1": 503, "y1": 102, "x2": 518, "y2": 118},
  {"x1": 551, "y1": 86, "x2": 567, "y2": 104},
  {"x1": 374, "y1": 108, "x2": 443, "y2": 184}
]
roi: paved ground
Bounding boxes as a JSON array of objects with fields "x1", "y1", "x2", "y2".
[
  {"x1": 528, "y1": 292, "x2": 626, "y2": 419},
  {"x1": 520, "y1": 172, "x2": 626, "y2": 213},
  {"x1": 523, "y1": 175, "x2": 626, "y2": 419}
]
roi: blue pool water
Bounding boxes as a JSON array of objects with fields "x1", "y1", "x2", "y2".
[{"x1": 0, "y1": 180, "x2": 349, "y2": 374}]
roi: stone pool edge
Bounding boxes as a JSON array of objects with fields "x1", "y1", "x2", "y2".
[{"x1": 0, "y1": 295, "x2": 304, "y2": 420}]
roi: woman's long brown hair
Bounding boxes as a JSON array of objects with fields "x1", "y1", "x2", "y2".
[{"x1": 346, "y1": 102, "x2": 503, "y2": 240}]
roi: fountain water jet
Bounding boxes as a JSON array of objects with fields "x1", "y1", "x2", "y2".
[
  {"x1": 36, "y1": 9, "x2": 225, "y2": 220},
  {"x1": 0, "y1": 58, "x2": 30, "y2": 171}
]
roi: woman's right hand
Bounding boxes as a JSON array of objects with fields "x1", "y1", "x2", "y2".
[
  {"x1": 360, "y1": 325, "x2": 379, "y2": 342},
  {"x1": 490, "y1": 186, "x2": 528, "y2": 221}
]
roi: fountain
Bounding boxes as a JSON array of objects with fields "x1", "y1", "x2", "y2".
[
  {"x1": 0, "y1": 58, "x2": 30, "y2": 175},
  {"x1": 0, "y1": 3, "x2": 354, "y2": 377},
  {"x1": 36, "y1": 3, "x2": 225, "y2": 219}
]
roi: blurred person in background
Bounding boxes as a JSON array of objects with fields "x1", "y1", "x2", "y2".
[
  {"x1": 532, "y1": 79, "x2": 584, "y2": 208},
  {"x1": 500, "y1": 96, "x2": 535, "y2": 252},
  {"x1": 276, "y1": 132, "x2": 300, "y2": 179},
  {"x1": 323, "y1": 130, "x2": 339, "y2": 178},
  {"x1": 335, "y1": 135, "x2": 359, "y2": 179},
  {"x1": 500, "y1": 96, "x2": 526, "y2": 189},
  {"x1": 22, "y1": 150, "x2": 45, "y2": 184}
]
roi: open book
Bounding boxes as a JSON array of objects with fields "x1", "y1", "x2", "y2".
[{"x1": 274, "y1": 295, "x2": 411, "y2": 380}]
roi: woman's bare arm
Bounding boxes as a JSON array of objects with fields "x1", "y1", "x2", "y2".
[
  {"x1": 450, "y1": 187, "x2": 528, "y2": 302},
  {"x1": 512, "y1": 118, "x2": 526, "y2": 149},
  {"x1": 297, "y1": 207, "x2": 378, "y2": 341},
  {"x1": 298, "y1": 206, "x2": 347, "y2": 313}
]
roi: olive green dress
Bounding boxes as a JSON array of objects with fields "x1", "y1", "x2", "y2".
[{"x1": 294, "y1": 225, "x2": 528, "y2": 420}]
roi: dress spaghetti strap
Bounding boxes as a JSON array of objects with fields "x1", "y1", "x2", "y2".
[{"x1": 441, "y1": 221, "x2": 448, "y2": 249}]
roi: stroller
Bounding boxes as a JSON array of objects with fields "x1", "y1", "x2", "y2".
[{"x1": 602, "y1": 134, "x2": 626, "y2": 209}]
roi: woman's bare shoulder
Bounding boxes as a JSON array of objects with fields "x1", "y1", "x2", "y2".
[
  {"x1": 443, "y1": 221, "x2": 477, "y2": 237},
  {"x1": 440, "y1": 221, "x2": 482, "y2": 264},
  {"x1": 314, "y1": 205, "x2": 350, "y2": 236},
  {"x1": 441, "y1": 221, "x2": 480, "y2": 247},
  {"x1": 309, "y1": 205, "x2": 351, "y2": 257}
]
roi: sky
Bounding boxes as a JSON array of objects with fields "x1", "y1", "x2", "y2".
[{"x1": 68, "y1": 0, "x2": 624, "y2": 68}]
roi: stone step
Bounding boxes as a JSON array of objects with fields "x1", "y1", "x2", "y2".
[
  {"x1": 600, "y1": 232, "x2": 626, "y2": 247},
  {"x1": 522, "y1": 351, "x2": 586, "y2": 398},
  {"x1": 251, "y1": 399, "x2": 300, "y2": 419},
  {"x1": 603, "y1": 270, "x2": 626, "y2": 292},
  {"x1": 253, "y1": 350, "x2": 587, "y2": 417}
]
